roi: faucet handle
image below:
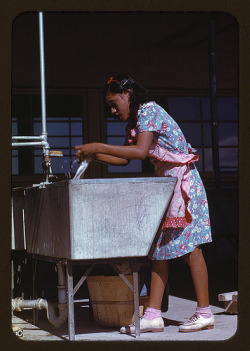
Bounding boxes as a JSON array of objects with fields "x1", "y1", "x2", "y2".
[{"x1": 49, "y1": 150, "x2": 63, "y2": 157}]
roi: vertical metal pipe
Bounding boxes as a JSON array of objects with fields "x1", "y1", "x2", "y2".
[
  {"x1": 56, "y1": 263, "x2": 67, "y2": 304},
  {"x1": 39, "y1": 12, "x2": 51, "y2": 183},
  {"x1": 209, "y1": 17, "x2": 221, "y2": 189},
  {"x1": 38, "y1": 12, "x2": 47, "y2": 138}
]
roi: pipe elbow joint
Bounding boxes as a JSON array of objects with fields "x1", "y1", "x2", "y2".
[{"x1": 46, "y1": 301, "x2": 68, "y2": 328}]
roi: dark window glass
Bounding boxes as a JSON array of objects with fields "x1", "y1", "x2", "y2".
[
  {"x1": 202, "y1": 97, "x2": 238, "y2": 121},
  {"x1": 48, "y1": 137, "x2": 70, "y2": 148},
  {"x1": 12, "y1": 158, "x2": 19, "y2": 175},
  {"x1": 178, "y1": 122, "x2": 201, "y2": 146},
  {"x1": 201, "y1": 97, "x2": 211, "y2": 121},
  {"x1": 12, "y1": 94, "x2": 239, "y2": 177},
  {"x1": 108, "y1": 160, "x2": 142, "y2": 173},
  {"x1": 218, "y1": 123, "x2": 238, "y2": 146},
  {"x1": 107, "y1": 136, "x2": 126, "y2": 146},
  {"x1": 71, "y1": 121, "x2": 83, "y2": 136},
  {"x1": 168, "y1": 97, "x2": 200, "y2": 120},
  {"x1": 219, "y1": 148, "x2": 238, "y2": 170},
  {"x1": 203, "y1": 122, "x2": 212, "y2": 146},
  {"x1": 107, "y1": 121, "x2": 127, "y2": 135},
  {"x1": 34, "y1": 121, "x2": 70, "y2": 136},
  {"x1": 217, "y1": 97, "x2": 238, "y2": 121},
  {"x1": 71, "y1": 137, "x2": 83, "y2": 151},
  {"x1": 204, "y1": 148, "x2": 213, "y2": 171},
  {"x1": 12, "y1": 117, "x2": 18, "y2": 135}
]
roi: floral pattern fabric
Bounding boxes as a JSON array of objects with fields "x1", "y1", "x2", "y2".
[{"x1": 126, "y1": 101, "x2": 212, "y2": 260}]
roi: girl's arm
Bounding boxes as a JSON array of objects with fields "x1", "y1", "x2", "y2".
[
  {"x1": 94, "y1": 153, "x2": 129, "y2": 166},
  {"x1": 74, "y1": 131, "x2": 154, "y2": 161}
]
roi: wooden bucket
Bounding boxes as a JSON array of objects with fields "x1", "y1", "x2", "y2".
[{"x1": 86, "y1": 275, "x2": 150, "y2": 327}]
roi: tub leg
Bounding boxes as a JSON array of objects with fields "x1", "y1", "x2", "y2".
[
  {"x1": 112, "y1": 261, "x2": 141, "y2": 337},
  {"x1": 132, "y1": 270, "x2": 140, "y2": 337},
  {"x1": 66, "y1": 260, "x2": 75, "y2": 341}
]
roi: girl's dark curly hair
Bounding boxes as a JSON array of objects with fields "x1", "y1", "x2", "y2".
[{"x1": 103, "y1": 73, "x2": 149, "y2": 106}]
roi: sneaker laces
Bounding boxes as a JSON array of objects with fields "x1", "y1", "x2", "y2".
[{"x1": 186, "y1": 314, "x2": 200, "y2": 325}]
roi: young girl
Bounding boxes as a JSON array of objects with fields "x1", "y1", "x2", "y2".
[{"x1": 74, "y1": 73, "x2": 214, "y2": 334}]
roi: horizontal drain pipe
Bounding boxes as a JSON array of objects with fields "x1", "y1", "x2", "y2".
[
  {"x1": 12, "y1": 262, "x2": 68, "y2": 328},
  {"x1": 12, "y1": 298, "x2": 68, "y2": 328}
]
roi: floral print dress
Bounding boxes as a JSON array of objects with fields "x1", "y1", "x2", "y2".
[{"x1": 126, "y1": 101, "x2": 212, "y2": 260}]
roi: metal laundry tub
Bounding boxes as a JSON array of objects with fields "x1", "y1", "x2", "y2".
[{"x1": 13, "y1": 177, "x2": 177, "y2": 260}]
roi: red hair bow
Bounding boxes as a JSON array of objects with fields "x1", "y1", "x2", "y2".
[{"x1": 107, "y1": 76, "x2": 118, "y2": 85}]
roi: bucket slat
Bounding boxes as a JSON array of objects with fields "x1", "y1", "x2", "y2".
[{"x1": 87, "y1": 275, "x2": 149, "y2": 327}]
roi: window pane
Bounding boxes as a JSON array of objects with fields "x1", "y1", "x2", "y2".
[
  {"x1": 108, "y1": 160, "x2": 142, "y2": 173},
  {"x1": 71, "y1": 159, "x2": 81, "y2": 173},
  {"x1": 218, "y1": 123, "x2": 238, "y2": 146},
  {"x1": 48, "y1": 137, "x2": 70, "y2": 148},
  {"x1": 12, "y1": 149, "x2": 18, "y2": 156},
  {"x1": 34, "y1": 121, "x2": 70, "y2": 135},
  {"x1": 34, "y1": 149, "x2": 44, "y2": 156},
  {"x1": 203, "y1": 122, "x2": 212, "y2": 146},
  {"x1": 47, "y1": 122, "x2": 69, "y2": 135},
  {"x1": 71, "y1": 122, "x2": 83, "y2": 136},
  {"x1": 34, "y1": 157, "x2": 43, "y2": 174},
  {"x1": 217, "y1": 97, "x2": 238, "y2": 121},
  {"x1": 168, "y1": 97, "x2": 200, "y2": 120},
  {"x1": 71, "y1": 137, "x2": 83, "y2": 148},
  {"x1": 35, "y1": 156, "x2": 73, "y2": 174},
  {"x1": 12, "y1": 157, "x2": 19, "y2": 174},
  {"x1": 47, "y1": 117, "x2": 70, "y2": 121},
  {"x1": 201, "y1": 97, "x2": 239, "y2": 121},
  {"x1": 178, "y1": 122, "x2": 201, "y2": 146},
  {"x1": 204, "y1": 148, "x2": 213, "y2": 171},
  {"x1": 201, "y1": 97, "x2": 211, "y2": 121},
  {"x1": 219, "y1": 148, "x2": 238, "y2": 170},
  {"x1": 12, "y1": 118, "x2": 18, "y2": 135},
  {"x1": 107, "y1": 122, "x2": 127, "y2": 135},
  {"x1": 107, "y1": 136, "x2": 125, "y2": 146},
  {"x1": 51, "y1": 157, "x2": 71, "y2": 174},
  {"x1": 33, "y1": 122, "x2": 42, "y2": 135}
]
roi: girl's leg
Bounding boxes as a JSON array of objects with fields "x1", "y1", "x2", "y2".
[
  {"x1": 120, "y1": 260, "x2": 167, "y2": 333},
  {"x1": 182, "y1": 247, "x2": 209, "y2": 307},
  {"x1": 148, "y1": 260, "x2": 168, "y2": 309},
  {"x1": 180, "y1": 247, "x2": 214, "y2": 332}
]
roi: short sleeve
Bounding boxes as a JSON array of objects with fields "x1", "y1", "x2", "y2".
[
  {"x1": 136, "y1": 102, "x2": 190, "y2": 153},
  {"x1": 137, "y1": 102, "x2": 164, "y2": 133}
]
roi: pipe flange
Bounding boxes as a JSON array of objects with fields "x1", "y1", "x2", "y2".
[
  {"x1": 36, "y1": 298, "x2": 48, "y2": 310},
  {"x1": 12, "y1": 297, "x2": 24, "y2": 312}
]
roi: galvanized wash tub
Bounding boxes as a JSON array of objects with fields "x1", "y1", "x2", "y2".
[{"x1": 14, "y1": 177, "x2": 177, "y2": 260}]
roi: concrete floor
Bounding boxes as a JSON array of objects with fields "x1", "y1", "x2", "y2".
[
  {"x1": 11, "y1": 240, "x2": 239, "y2": 342},
  {"x1": 12, "y1": 294, "x2": 237, "y2": 341}
]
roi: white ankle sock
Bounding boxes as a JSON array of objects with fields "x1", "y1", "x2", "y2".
[{"x1": 143, "y1": 307, "x2": 161, "y2": 320}]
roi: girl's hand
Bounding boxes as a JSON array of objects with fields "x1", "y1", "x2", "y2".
[{"x1": 74, "y1": 143, "x2": 101, "y2": 160}]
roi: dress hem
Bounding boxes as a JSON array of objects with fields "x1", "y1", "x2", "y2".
[{"x1": 148, "y1": 239, "x2": 212, "y2": 261}]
